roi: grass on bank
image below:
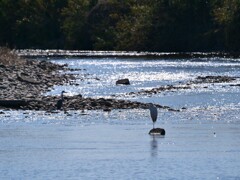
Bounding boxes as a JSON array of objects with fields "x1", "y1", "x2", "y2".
[{"x1": 0, "y1": 47, "x2": 26, "y2": 66}]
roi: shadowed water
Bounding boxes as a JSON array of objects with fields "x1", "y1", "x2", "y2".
[{"x1": 1, "y1": 56, "x2": 240, "y2": 179}]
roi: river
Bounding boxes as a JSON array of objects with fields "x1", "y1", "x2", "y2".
[{"x1": 1, "y1": 54, "x2": 240, "y2": 179}]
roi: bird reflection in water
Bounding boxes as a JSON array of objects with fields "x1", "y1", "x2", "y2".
[
  {"x1": 150, "y1": 135, "x2": 161, "y2": 157},
  {"x1": 150, "y1": 134, "x2": 165, "y2": 157},
  {"x1": 150, "y1": 136, "x2": 158, "y2": 157}
]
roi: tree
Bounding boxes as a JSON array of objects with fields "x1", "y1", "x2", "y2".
[
  {"x1": 87, "y1": 1, "x2": 128, "y2": 50},
  {"x1": 115, "y1": 2, "x2": 153, "y2": 51},
  {"x1": 213, "y1": 0, "x2": 240, "y2": 51},
  {"x1": 0, "y1": 0, "x2": 22, "y2": 47},
  {"x1": 61, "y1": 0, "x2": 94, "y2": 49}
]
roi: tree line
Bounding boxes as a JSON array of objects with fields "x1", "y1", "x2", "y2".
[{"x1": 0, "y1": 0, "x2": 240, "y2": 52}]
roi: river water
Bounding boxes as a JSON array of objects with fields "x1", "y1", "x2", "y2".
[{"x1": 1, "y1": 55, "x2": 240, "y2": 179}]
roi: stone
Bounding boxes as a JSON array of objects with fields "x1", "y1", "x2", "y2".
[
  {"x1": 149, "y1": 128, "x2": 165, "y2": 135},
  {"x1": 103, "y1": 108, "x2": 111, "y2": 112},
  {"x1": 116, "y1": 78, "x2": 130, "y2": 85},
  {"x1": 77, "y1": 94, "x2": 83, "y2": 98},
  {"x1": 0, "y1": 64, "x2": 6, "y2": 68},
  {"x1": 0, "y1": 85, "x2": 7, "y2": 89},
  {"x1": 90, "y1": 101, "x2": 98, "y2": 107}
]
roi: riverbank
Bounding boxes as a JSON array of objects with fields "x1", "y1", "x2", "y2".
[
  {"x1": 0, "y1": 48, "x2": 74, "y2": 100},
  {"x1": 0, "y1": 48, "x2": 176, "y2": 111},
  {"x1": 1, "y1": 48, "x2": 239, "y2": 112}
]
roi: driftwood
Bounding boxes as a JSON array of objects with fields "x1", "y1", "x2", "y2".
[
  {"x1": 17, "y1": 72, "x2": 41, "y2": 84},
  {"x1": 0, "y1": 100, "x2": 28, "y2": 108}
]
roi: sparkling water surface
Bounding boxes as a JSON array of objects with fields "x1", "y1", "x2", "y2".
[{"x1": 1, "y1": 56, "x2": 240, "y2": 179}]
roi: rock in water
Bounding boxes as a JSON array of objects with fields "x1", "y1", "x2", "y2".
[
  {"x1": 149, "y1": 128, "x2": 165, "y2": 135},
  {"x1": 116, "y1": 78, "x2": 130, "y2": 85}
]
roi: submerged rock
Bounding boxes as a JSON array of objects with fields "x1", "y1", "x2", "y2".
[
  {"x1": 195, "y1": 76, "x2": 236, "y2": 83},
  {"x1": 113, "y1": 75, "x2": 238, "y2": 98}
]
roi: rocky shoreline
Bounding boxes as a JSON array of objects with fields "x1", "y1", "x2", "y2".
[
  {"x1": 24, "y1": 96, "x2": 176, "y2": 112},
  {"x1": 0, "y1": 48, "x2": 74, "y2": 99},
  {"x1": 0, "y1": 60, "x2": 74, "y2": 100},
  {"x1": 0, "y1": 49, "x2": 177, "y2": 112},
  {"x1": 1, "y1": 48, "x2": 239, "y2": 112}
]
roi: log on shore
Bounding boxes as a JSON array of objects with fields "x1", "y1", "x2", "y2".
[{"x1": 0, "y1": 100, "x2": 28, "y2": 108}]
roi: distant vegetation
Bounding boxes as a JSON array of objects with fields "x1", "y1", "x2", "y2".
[
  {"x1": 0, "y1": 0, "x2": 240, "y2": 52},
  {"x1": 0, "y1": 47, "x2": 24, "y2": 65}
]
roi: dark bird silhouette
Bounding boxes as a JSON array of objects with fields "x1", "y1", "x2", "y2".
[
  {"x1": 149, "y1": 103, "x2": 158, "y2": 128},
  {"x1": 56, "y1": 91, "x2": 66, "y2": 110}
]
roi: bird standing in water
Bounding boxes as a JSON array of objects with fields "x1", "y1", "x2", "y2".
[
  {"x1": 149, "y1": 103, "x2": 158, "y2": 129},
  {"x1": 56, "y1": 91, "x2": 66, "y2": 110}
]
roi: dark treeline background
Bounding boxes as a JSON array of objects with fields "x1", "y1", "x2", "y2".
[{"x1": 0, "y1": 0, "x2": 240, "y2": 52}]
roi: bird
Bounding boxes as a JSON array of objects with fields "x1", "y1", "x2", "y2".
[
  {"x1": 149, "y1": 103, "x2": 158, "y2": 129},
  {"x1": 56, "y1": 91, "x2": 66, "y2": 110}
]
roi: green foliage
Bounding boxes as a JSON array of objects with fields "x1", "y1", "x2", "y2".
[
  {"x1": 87, "y1": 1, "x2": 127, "y2": 50},
  {"x1": 0, "y1": 0, "x2": 240, "y2": 51},
  {"x1": 116, "y1": 3, "x2": 153, "y2": 50},
  {"x1": 0, "y1": 0, "x2": 67, "y2": 48},
  {"x1": 61, "y1": 0, "x2": 92, "y2": 49},
  {"x1": 213, "y1": 0, "x2": 240, "y2": 50}
]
